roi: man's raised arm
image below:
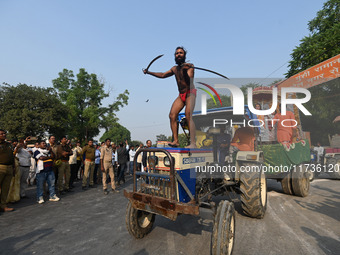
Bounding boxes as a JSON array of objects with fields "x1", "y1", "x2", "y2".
[{"x1": 143, "y1": 67, "x2": 174, "y2": 78}]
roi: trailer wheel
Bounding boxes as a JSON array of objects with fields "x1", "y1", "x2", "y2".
[
  {"x1": 125, "y1": 200, "x2": 155, "y2": 239},
  {"x1": 239, "y1": 163, "x2": 267, "y2": 218},
  {"x1": 281, "y1": 172, "x2": 294, "y2": 195},
  {"x1": 211, "y1": 201, "x2": 235, "y2": 255},
  {"x1": 291, "y1": 164, "x2": 310, "y2": 197},
  {"x1": 327, "y1": 156, "x2": 340, "y2": 180}
]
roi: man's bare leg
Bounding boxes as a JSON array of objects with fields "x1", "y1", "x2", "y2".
[
  {"x1": 169, "y1": 97, "x2": 185, "y2": 147},
  {"x1": 185, "y1": 93, "x2": 197, "y2": 148}
]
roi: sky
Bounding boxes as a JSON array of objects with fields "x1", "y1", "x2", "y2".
[{"x1": 0, "y1": 0, "x2": 326, "y2": 143}]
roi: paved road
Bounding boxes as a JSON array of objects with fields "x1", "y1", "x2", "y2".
[{"x1": 1, "y1": 174, "x2": 339, "y2": 255}]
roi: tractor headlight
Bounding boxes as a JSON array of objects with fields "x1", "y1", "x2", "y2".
[{"x1": 246, "y1": 154, "x2": 257, "y2": 160}]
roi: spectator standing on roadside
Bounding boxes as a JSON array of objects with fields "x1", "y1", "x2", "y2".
[
  {"x1": 100, "y1": 138, "x2": 118, "y2": 195},
  {"x1": 0, "y1": 129, "x2": 15, "y2": 212},
  {"x1": 112, "y1": 143, "x2": 117, "y2": 178},
  {"x1": 34, "y1": 140, "x2": 60, "y2": 204},
  {"x1": 142, "y1": 140, "x2": 152, "y2": 170},
  {"x1": 8, "y1": 139, "x2": 20, "y2": 203},
  {"x1": 56, "y1": 136, "x2": 73, "y2": 194},
  {"x1": 68, "y1": 143, "x2": 78, "y2": 189},
  {"x1": 82, "y1": 139, "x2": 96, "y2": 189},
  {"x1": 94, "y1": 145, "x2": 101, "y2": 184},
  {"x1": 136, "y1": 143, "x2": 144, "y2": 172},
  {"x1": 27, "y1": 147, "x2": 36, "y2": 186},
  {"x1": 314, "y1": 142, "x2": 324, "y2": 164},
  {"x1": 116, "y1": 140, "x2": 129, "y2": 186},
  {"x1": 75, "y1": 142, "x2": 82, "y2": 180},
  {"x1": 129, "y1": 145, "x2": 136, "y2": 175},
  {"x1": 48, "y1": 135, "x2": 59, "y2": 184},
  {"x1": 15, "y1": 137, "x2": 32, "y2": 198}
]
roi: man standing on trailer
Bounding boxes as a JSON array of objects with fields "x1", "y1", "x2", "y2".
[{"x1": 143, "y1": 47, "x2": 196, "y2": 148}]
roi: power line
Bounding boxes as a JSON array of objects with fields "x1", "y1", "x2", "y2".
[{"x1": 257, "y1": 60, "x2": 289, "y2": 86}]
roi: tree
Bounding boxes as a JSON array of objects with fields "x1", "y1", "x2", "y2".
[
  {"x1": 0, "y1": 83, "x2": 68, "y2": 139},
  {"x1": 299, "y1": 78, "x2": 340, "y2": 145},
  {"x1": 100, "y1": 123, "x2": 131, "y2": 144},
  {"x1": 52, "y1": 68, "x2": 129, "y2": 142},
  {"x1": 167, "y1": 133, "x2": 189, "y2": 147},
  {"x1": 286, "y1": 0, "x2": 340, "y2": 77},
  {"x1": 131, "y1": 140, "x2": 143, "y2": 146},
  {"x1": 284, "y1": 0, "x2": 340, "y2": 144},
  {"x1": 156, "y1": 134, "x2": 169, "y2": 141},
  {"x1": 207, "y1": 94, "x2": 231, "y2": 109}
]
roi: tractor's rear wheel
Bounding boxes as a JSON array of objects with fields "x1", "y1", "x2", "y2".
[
  {"x1": 239, "y1": 163, "x2": 267, "y2": 218},
  {"x1": 211, "y1": 201, "x2": 235, "y2": 255}
]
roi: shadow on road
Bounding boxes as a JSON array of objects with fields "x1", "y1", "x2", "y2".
[
  {"x1": 0, "y1": 228, "x2": 54, "y2": 255},
  {"x1": 294, "y1": 182, "x2": 340, "y2": 222},
  {"x1": 133, "y1": 248, "x2": 149, "y2": 255},
  {"x1": 154, "y1": 214, "x2": 213, "y2": 237},
  {"x1": 266, "y1": 179, "x2": 285, "y2": 194},
  {"x1": 301, "y1": 227, "x2": 340, "y2": 255}
]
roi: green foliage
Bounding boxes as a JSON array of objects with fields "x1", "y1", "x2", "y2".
[
  {"x1": 52, "y1": 68, "x2": 129, "y2": 142},
  {"x1": 284, "y1": 0, "x2": 340, "y2": 144},
  {"x1": 131, "y1": 140, "x2": 143, "y2": 147},
  {"x1": 0, "y1": 83, "x2": 68, "y2": 140},
  {"x1": 286, "y1": 0, "x2": 340, "y2": 77},
  {"x1": 299, "y1": 78, "x2": 340, "y2": 145},
  {"x1": 156, "y1": 134, "x2": 169, "y2": 141},
  {"x1": 167, "y1": 133, "x2": 189, "y2": 147},
  {"x1": 207, "y1": 94, "x2": 231, "y2": 109},
  {"x1": 100, "y1": 123, "x2": 131, "y2": 144},
  {"x1": 240, "y1": 83, "x2": 261, "y2": 102}
]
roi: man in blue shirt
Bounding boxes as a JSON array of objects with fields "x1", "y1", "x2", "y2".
[{"x1": 94, "y1": 145, "x2": 101, "y2": 184}]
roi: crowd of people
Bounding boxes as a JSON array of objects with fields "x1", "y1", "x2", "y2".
[{"x1": 0, "y1": 128, "x2": 150, "y2": 212}]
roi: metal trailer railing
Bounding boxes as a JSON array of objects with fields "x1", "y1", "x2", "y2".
[{"x1": 124, "y1": 148, "x2": 199, "y2": 220}]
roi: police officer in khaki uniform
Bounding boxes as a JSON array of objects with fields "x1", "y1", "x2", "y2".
[
  {"x1": 0, "y1": 129, "x2": 15, "y2": 212},
  {"x1": 82, "y1": 139, "x2": 96, "y2": 189},
  {"x1": 56, "y1": 136, "x2": 73, "y2": 194},
  {"x1": 100, "y1": 138, "x2": 118, "y2": 195}
]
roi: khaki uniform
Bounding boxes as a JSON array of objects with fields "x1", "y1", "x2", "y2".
[
  {"x1": 82, "y1": 145, "x2": 95, "y2": 187},
  {"x1": 0, "y1": 140, "x2": 14, "y2": 210},
  {"x1": 100, "y1": 145, "x2": 115, "y2": 190},
  {"x1": 56, "y1": 144, "x2": 72, "y2": 191}
]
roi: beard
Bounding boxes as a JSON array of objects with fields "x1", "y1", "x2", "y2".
[{"x1": 175, "y1": 55, "x2": 186, "y2": 65}]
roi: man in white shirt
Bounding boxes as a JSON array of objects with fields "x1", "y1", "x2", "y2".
[
  {"x1": 128, "y1": 145, "x2": 136, "y2": 175},
  {"x1": 16, "y1": 139, "x2": 32, "y2": 198},
  {"x1": 314, "y1": 142, "x2": 324, "y2": 164},
  {"x1": 69, "y1": 144, "x2": 78, "y2": 189}
]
